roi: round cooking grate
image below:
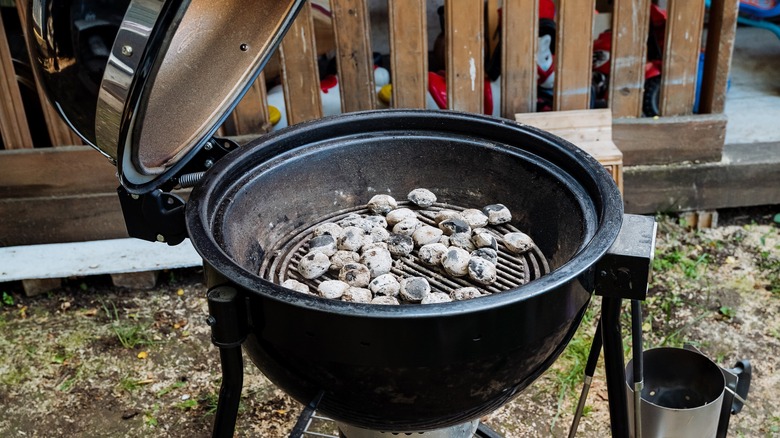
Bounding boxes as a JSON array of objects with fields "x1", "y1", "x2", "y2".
[{"x1": 259, "y1": 202, "x2": 550, "y2": 297}]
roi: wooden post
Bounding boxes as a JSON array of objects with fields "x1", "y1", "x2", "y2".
[
  {"x1": 330, "y1": 0, "x2": 375, "y2": 113},
  {"x1": 659, "y1": 0, "x2": 706, "y2": 116},
  {"x1": 609, "y1": 0, "x2": 652, "y2": 118},
  {"x1": 698, "y1": 0, "x2": 739, "y2": 114},
  {"x1": 554, "y1": 0, "x2": 596, "y2": 111},
  {"x1": 445, "y1": 0, "x2": 484, "y2": 114},
  {"x1": 388, "y1": 0, "x2": 427, "y2": 109},
  {"x1": 501, "y1": 0, "x2": 538, "y2": 116},
  {"x1": 280, "y1": 2, "x2": 323, "y2": 124},
  {"x1": 0, "y1": 7, "x2": 33, "y2": 149}
]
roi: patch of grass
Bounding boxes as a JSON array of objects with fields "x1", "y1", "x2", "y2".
[
  {"x1": 144, "y1": 404, "x2": 160, "y2": 427},
  {"x1": 718, "y1": 306, "x2": 736, "y2": 319},
  {"x1": 118, "y1": 376, "x2": 141, "y2": 392},
  {"x1": 202, "y1": 392, "x2": 220, "y2": 415},
  {"x1": 58, "y1": 377, "x2": 76, "y2": 392},
  {"x1": 101, "y1": 301, "x2": 156, "y2": 349},
  {"x1": 156, "y1": 381, "x2": 186, "y2": 397},
  {"x1": 2, "y1": 291, "x2": 14, "y2": 306},
  {"x1": 176, "y1": 398, "x2": 198, "y2": 410},
  {"x1": 757, "y1": 249, "x2": 780, "y2": 295}
]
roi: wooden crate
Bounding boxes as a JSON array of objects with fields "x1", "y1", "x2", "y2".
[{"x1": 0, "y1": 0, "x2": 739, "y2": 246}]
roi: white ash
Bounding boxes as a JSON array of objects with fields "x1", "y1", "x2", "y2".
[
  {"x1": 298, "y1": 252, "x2": 331, "y2": 279},
  {"x1": 369, "y1": 226, "x2": 390, "y2": 243},
  {"x1": 387, "y1": 233, "x2": 414, "y2": 257},
  {"x1": 472, "y1": 230, "x2": 498, "y2": 250},
  {"x1": 503, "y1": 231, "x2": 535, "y2": 254},
  {"x1": 418, "y1": 243, "x2": 448, "y2": 266},
  {"x1": 330, "y1": 250, "x2": 360, "y2": 271},
  {"x1": 338, "y1": 213, "x2": 365, "y2": 227},
  {"x1": 471, "y1": 248, "x2": 498, "y2": 265},
  {"x1": 434, "y1": 210, "x2": 464, "y2": 224},
  {"x1": 392, "y1": 218, "x2": 421, "y2": 236},
  {"x1": 407, "y1": 188, "x2": 437, "y2": 207},
  {"x1": 483, "y1": 204, "x2": 512, "y2": 225},
  {"x1": 360, "y1": 247, "x2": 393, "y2": 277},
  {"x1": 449, "y1": 232, "x2": 476, "y2": 252},
  {"x1": 421, "y1": 292, "x2": 452, "y2": 304},
  {"x1": 468, "y1": 257, "x2": 497, "y2": 285},
  {"x1": 412, "y1": 225, "x2": 444, "y2": 247},
  {"x1": 313, "y1": 222, "x2": 343, "y2": 239},
  {"x1": 367, "y1": 194, "x2": 397, "y2": 215},
  {"x1": 359, "y1": 234, "x2": 375, "y2": 252},
  {"x1": 362, "y1": 241, "x2": 388, "y2": 252},
  {"x1": 281, "y1": 279, "x2": 311, "y2": 294},
  {"x1": 450, "y1": 287, "x2": 483, "y2": 301},
  {"x1": 439, "y1": 235, "x2": 450, "y2": 247},
  {"x1": 338, "y1": 226, "x2": 366, "y2": 251},
  {"x1": 438, "y1": 218, "x2": 471, "y2": 236},
  {"x1": 385, "y1": 208, "x2": 416, "y2": 226},
  {"x1": 339, "y1": 262, "x2": 371, "y2": 287},
  {"x1": 461, "y1": 209, "x2": 489, "y2": 228},
  {"x1": 400, "y1": 277, "x2": 431, "y2": 302},
  {"x1": 343, "y1": 287, "x2": 373, "y2": 303},
  {"x1": 369, "y1": 273, "x2": 401, "y2": 297},
  {"x1": 363, "y1": 215, "x2": 388, "y2": 230},
  {"x1": 308, "y1": 234, "x2": 337, "y2": 256},
  {"x1": 441, "y1": 247, "x2": 471, "y2": 277},
  {"x1": 371, "y1": 295, "x2": 400, "y2": 305},
  {"x1": 318, "y1": 280, "x2": 350, "y2": 299}
]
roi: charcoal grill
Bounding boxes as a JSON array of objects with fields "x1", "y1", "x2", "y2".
[{"x1": 26, "y1": 1, "x2": 659, "y2": 437}]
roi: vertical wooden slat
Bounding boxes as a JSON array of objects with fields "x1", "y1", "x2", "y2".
[
  {"x1": 445, "y1": 0, "x2": 484, "y2": 113},
  {"x1": 659, "y1": 0, "x2": 706, "y2": 116},
  {"x1": 280, "y1": 2, "x2": 323, "y2": 124},
  {"x1": 222, "y1": 73, "x2": 269, "y2": 136},
  {"x1": 330, "y1": 0, "x2": 375, "y2": 113},
  {"x1": 553, "y1": 0, "x2": 596, "y2": 111},
  {"x1": 388, "y1": 0, "x2": 427, "y2": 109},
  {"x1": 14, "y1": 0, "x2": 81, "y2": 146},
  {"x1": 609, "y1": 0, "x2": 652, "y2": 118},
  {"x1": 698, "y1": 0, "x2": 739, "y2": 114},
  {"x1": 0, "y1": 8, "x2": 33, "y2": 149},
  {"x1": 501, "y1": 0, "x2": 538, "y2": 116}
]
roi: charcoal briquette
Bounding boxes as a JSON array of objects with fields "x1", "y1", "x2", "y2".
[
  {"x1": 338, "y1": 226, "x2": 366, "y2": 251},
  {"x1": 343, "y1": 287, "x2": 373, "y2": 303},
  {"x1": 308, "y1": 234, "x2": 337, "y2": 256},
  {"x1": 339, "y1": 262, "x2": 371, "y2": 287},
  {"x1": 483, "y1": 204, "x2": 512, "y2": 225},
  {"x1": 367, "y1": 194, "x2": 398, "y2": 215},
  {"x1": 412, "y1": 225, "x2": 444, "y2": 247},
  {"x1": 418, "y1": 243, "x2": 448, "y2": 266},
  {"x1": 468, "y1": 257, "x2": 497, "y2": 285},
  {"x1": 386, "y1": 208, "x2": 416, "y2": 226},
  {"x1": 371, "y1": 295, "x2": 400, "y2": 305},
  {"x1": 438, "y1": 218, "x2": 471, "y2": 236},
  {"x1": 461, "y1": 208, "x2": 489, "y2": 228},
  {"x1": 392, "y1": 218, "x2": 421, "y2": 236},
  {"x1": 471, "y1": 248, "x2": 498, "y2": 265},
  {"x1": 421, "y1": 292, "x2": 452, "y2": 304},
  {"x1": 360, "y1": 247, "x2": 393, "y2": 277},
  {"x1": 400, "y1": 277, "x2": 431, "y2": 302},
  {"x1": 369, "y1": 273, "x2": 400, "y2": 297},
  {"x1": 450, "y1": 287, "x2": 483, "y2": 301},
  {"x1": 330, "y1": 250, "x2": 360, "y2": 271},
  {"x1": 298, "y1": 251, "x2": 331, "y2": 279},
  {"x1": 317, "y1": 280, "x2": 350, "y2": 299},
  {"x1": 503, "y1": 231, "x2": 535, "y2": 254},
  {"x1": 441, "y1": 247, "x2": 470, "y2": 277},
  {"x1": 407, "y1": 188, "x2": 437, "y2": 207},
  {"x1": 387, "y1": 233, "x2": 414, "y2": 257},
  {"x1": 281, "y1": 279, "x2": 311, "y2": 294}
]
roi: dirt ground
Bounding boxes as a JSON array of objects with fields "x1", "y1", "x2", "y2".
[{"x1": 0, "y1": 208, "x2": 778, "y2": 437}]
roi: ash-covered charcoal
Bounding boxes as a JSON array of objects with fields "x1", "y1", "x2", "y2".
[
  {"x1": 400, "y1": 277, "x2": 431, "y2": 302},
  {"x1": 461, "y1": 208, "x2": 489, "y2": 228},
  {"x1": 449, "y1": 232, "x2": 476, "y2": 252},
  {"x1": 308, "y1": 234, "x2": 337, "y2": 256},
  {"x1": 298, "y1": 252, "x2": 331, "y2": 279},
  {"x1": 483, "y1": 204, "x2": 512, "y2": 225},
  {"x1": 472, "y1": 230, "x2": 498, "y2": 250},
  {"x1": 338, "y1": 213, "x2": 365, "y2": 227},
  {"x1": 369, "y1": 226, "x2": 390, "y2": 243},
  {"x1": 387, "y1": 233, "x2": 414, "y2": 257},
  {"x1": 441, "y1": 247, "x2": 471, "y2": 277},
  {"x1": 438, "y1": 218, "x2": 471, "y2": 236},
  {"x1": 386, "y1": 208, "x2": 416, "y2": 226},
  {"x1": 362, "y1": 241, "x2": 388, "y2": 252},
  {"x1": 434, "y1": 210, "x2": 464, "y2": 224},
  {"x1": 338, "y1": 226, "x2": 366, "y2": 251},
  {"x1": 418, "y1": 243, "x2": 448, "y2": 266},
  {"x1": 439, "y1": 235, "x2": 450, "y2": 247},
  {"x1": 363, "y1": 215, "x2": 388, "y2": 230},
  {"x1": 450, "y1": 287, "x2": 483, "y2": 301},
  {"x1": 343, "y1": 287, "x2": 373, "y2": 303},
  {"x1": 339, "y1": 262, "x2": 371, "y2": 287},
  {"x1": 371, "y1": 295, "x2": 400, "y2": 305},
  {"x1": 421, "y1": 292, "x2": 452, "y2": 304},
  {"x1": 369, "y1": 273, "x2": 401, "y2": 297},
  {"x1": 503, "y1": 231, "x2": 535, "y2": 254},
  {"x1": 468, "y1": 257, "x2": 497, "y2": 285},
  {"x1": 318, "y1": 280, "x2": 350, "y2": 299},
  {"x1": 281, "y1": 279, "x2": 311, "y2": 294},
  {"x1": 330, "y1": 250, "x2": 360, "y2": 271},
  {"x1": 412, "y1": 225, "x2": 444, "y2": 247},
  {"x1": 407, "y1": 188, "x2": 437, "y2": 207},
  {"x1": 367, "y1": 194, "x2": 397, "y2": 215},
  {"x1": 471, "y1": 248, "x2": 498, "y2": 265},
  {"x1": 313, "y1": 222, "x2": 343, "y2": 239},
  {"x1": 360, "y1": 247, "x2": 393, "y2": 277},
  {"x1": 392, "y1": 218, "x2": 421, "y2": 236}
]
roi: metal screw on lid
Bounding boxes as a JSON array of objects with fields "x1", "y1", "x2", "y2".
[{"x1": 121, "y1": 45, "x2": 133, "y2": 57}]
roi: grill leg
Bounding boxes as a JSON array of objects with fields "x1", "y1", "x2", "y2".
[
  {"x1": 601, "y1": 297, "x2": 629, "y2": 438},
  {"x1": 212, "y1": 346, "x2": 244, "y2": 438}
]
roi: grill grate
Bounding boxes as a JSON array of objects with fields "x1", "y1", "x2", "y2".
[
  {"x1": 295, "y1": 411, "x2": 502, "y2": 437},
  {"x1": 260, "y1": 202, "x2": 549, "y2": 296}
]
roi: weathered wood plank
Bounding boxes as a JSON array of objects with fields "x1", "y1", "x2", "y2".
[
  {"x1": 445, "y1": 0, "x2": 484, "y2": 113},
  {"x1": 330, "y1": 0, "x2": 375, "y2": 112},
  {"x1": 659, "y1": 0, "x2": 706, "y2": 116},
  {"x1": 553, "y1": 0, "x2": 595, "y2": 111},
  {"x1": 0, "y1": 7, "x2": 33, "y2": 149},
  {"x1": 613, "y1": 113, "x2": 726, "y2": 165},
  {"x1": 609, "y1": 0, "x2": 651, "y2": 118},
  {"x1": 698, "y1": 0, "x2": 739, "y2": 114},
  {"x1": 501, "y1": 0, "x2": 538, "y2": 116},
  {"x1": 280, "y1": 2, "x2": 323, "y2": 123},
  {"x1": 222, "y1": 73, "x2": 270, "y2": 136},
  {"x1": 388, "y1": 0, "x2": 427, "y2": 109}
]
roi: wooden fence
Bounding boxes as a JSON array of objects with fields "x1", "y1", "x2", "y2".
[{"x1": 0, "y1": 0, "x2": 739, "y2": 246}]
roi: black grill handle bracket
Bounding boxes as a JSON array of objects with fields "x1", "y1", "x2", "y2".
[{"x1": 595, "y1": 214, "x2": 658, "y2": 300}]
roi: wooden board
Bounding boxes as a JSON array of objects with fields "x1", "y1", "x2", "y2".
[
  {"x1": 698, "y1": 0, "x2": 739, "y2": 114},
  {"x1": 553, "y1": 0, "x2": 595, "y2": 111},
  {"x1": 501, "y1": 0, "x2": 538, "y2": 116},
  {"x1": 445, "y1": 0, "x2": 484, "y2": 113},
  {"x1": 659, "y1": 0, "x2": 706, "y2": 116},
  {"x1": 388, "y1": 0, "x2": 427, "y2": 109},
  {"x1": 608, "y1": 0, "x2": 651, "y2": 118},
  {"x1": 280, "y1": 2, "x2": 323, "y2": 123},
  {"x1": 0, "y1": 7, "x2": 33, "y2": 149},
  {"x1": 221, "y1": 73, "x2": 270, "y2": 136},
  {"x1": 330, "y1": 0, "x2": 375, "y2": 112},
  {"x1": 613, "y1": 113, "x2": 726, "y2": 165}
]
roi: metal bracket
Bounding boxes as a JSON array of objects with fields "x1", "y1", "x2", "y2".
[{"x1": 595, "y1": 214, "x2": 657, "y2": 300}]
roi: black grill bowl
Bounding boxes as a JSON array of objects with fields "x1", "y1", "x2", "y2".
[{"x1": 186, "y1": 110, "x2": 623, "y2": 431}]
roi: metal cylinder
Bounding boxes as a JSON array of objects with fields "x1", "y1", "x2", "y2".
[{"x1": 626, "y1": 348, "x2": 725, "y2": 438}]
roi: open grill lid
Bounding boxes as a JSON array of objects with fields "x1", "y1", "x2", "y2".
[{"x1": 29, "y1": 0, "x2": 304, "y2": 193}]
